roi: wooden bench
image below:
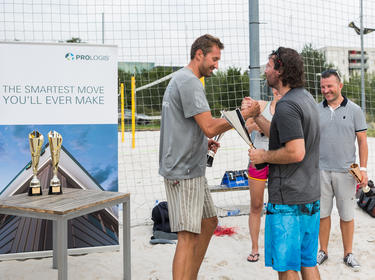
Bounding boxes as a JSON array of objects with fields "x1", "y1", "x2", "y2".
[{"x1": 209, "y1": 185, "x2": 249, "y2": 193}]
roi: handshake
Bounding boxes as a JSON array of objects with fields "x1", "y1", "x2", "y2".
[{"x1": 240, "y1": 97, "x2": 261, "y2": 120}]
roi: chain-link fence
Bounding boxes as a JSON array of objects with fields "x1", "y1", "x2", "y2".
[{"x1": 1, "y1": 0, "x2": 375, "y2": 225}]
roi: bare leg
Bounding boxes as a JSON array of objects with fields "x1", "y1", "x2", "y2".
[
  {"x1": 191, "y1": 216, "x2": 218, "y2": 279},
  {"x1": 340, "y1": 219, "x2": 354, "y2": 257},
  {"x1": 173, "y1": 231, "x2": 199, "y2": 280},
  {"x1": 278, "y1": 270, "x2": 300, "y2": 280},
  {"x1": 248, "y1": 178, "x2": 265, "y2": 261},
  {"x1": 318, "y1": 216, "x2": 331, "y2": 255},
  {"x1": 301, "y1": 266, "x2": 320, "y2": 280}
]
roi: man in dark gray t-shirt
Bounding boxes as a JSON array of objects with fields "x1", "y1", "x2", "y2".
[
  {"x1": 158, "y1": 34, "x2": 260, "y2": 280},
  {"x1": 267, "y1": 87, "x2": 320, "y2": 205},
  {"x1": 247, "y1": 47, "x2": 321, "y2": 279}
]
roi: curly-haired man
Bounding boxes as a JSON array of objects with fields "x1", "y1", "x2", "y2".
[{"x1": 247, "y1": 47, "x2": 321, "y2": 279}]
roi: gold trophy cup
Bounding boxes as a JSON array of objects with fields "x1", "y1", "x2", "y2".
[
  {"x1": 349, "y1": 163, "x2": 363, "y2": 183},
  {"x1": 48, "y1": 131, "x2": 63, "y2": 195},
  {"x1": 28, "y1": 130, "x2": 44, "y2": 196}
]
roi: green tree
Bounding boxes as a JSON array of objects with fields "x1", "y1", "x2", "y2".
[
  {"x1": 205, "y1": 67, "x2": 249, "y2": 117},
  {"x1": 300, "y1": 43, "x2": 334, "y2": 101},
  {"x1": 118, "y1": 66, "x2": 179, "y2": 115},
  {"x1": 118, "y1": 69, "x2": 133, "y2": 110},
  {"x1": 118, "y1": 66, "x2": 255, "y2": 119},
  {"x1": 343, "y1": 73, "x2": 375, "y2": 122}
]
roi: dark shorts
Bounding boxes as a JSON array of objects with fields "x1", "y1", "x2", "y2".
[{"x1": 265, "y1": 201, "x2": 320, "y2": 272}]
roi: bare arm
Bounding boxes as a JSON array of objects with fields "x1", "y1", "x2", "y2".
[
  {"x1": 357, "y1": 130, "x2": 368, "y2": 186},
  {"x1": 246, "y1": 100, "x2": 267, "y2": 134},
  {"x1": 194, "y1": 111, "x2": 232, "y2": 138},
  {"x1": 194, "y1": 99, "x2": 260, "y2": 138},
  {"x1": 253, "y1": 115, "x2": 271, "y2": 138},
  {"x1": 249, "y1": 138, "x2": 305, "y2": 164},
  {"x1": 242, "y1": 98, "x2": 271, "y2": 136}
]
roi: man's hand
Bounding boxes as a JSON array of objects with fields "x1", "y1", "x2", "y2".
[
  {"x1": 360, "y1": 171, "x2": 368, "y2": 187},
  {"x1": 208, "y1": 139, "x2": 220, "y2": 153},
  {"x1": 248, "y1": 148, "x2": 266, "y2": 164},
  {"x1": 241, "y1": 97, "x2": 260, "y2": 120}
]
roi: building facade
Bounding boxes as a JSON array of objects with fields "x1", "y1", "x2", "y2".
[{"x1": 319, "y1": 46, "x2": 375, "y2": 80}]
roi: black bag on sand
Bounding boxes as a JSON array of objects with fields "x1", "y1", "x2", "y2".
[
  {"x1": 150, "y1": 201, "x2": 177, "y2": 244},
  {"x1": 357, "y1": 189, "x2": 375, "y2": 218},
  {"x1": 152, "y1": 201, "x2": 172, "y2": 233}
]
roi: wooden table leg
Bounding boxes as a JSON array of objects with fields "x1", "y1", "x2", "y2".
[
  {"x1": 123, "y1": 199, "x2": 131, "y2": 280},
  {"x1": 57, "y1": 218, "x2": 68, "y2": 280}
]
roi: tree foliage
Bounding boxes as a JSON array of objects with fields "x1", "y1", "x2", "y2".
[
  {"x1": 300, "y1": 43, "x2": 334, "y2": 100},
  {"x1": 118, "y1": 44, "x2": 375, "y2": 123},
  {"x1": 118, "y1": 66, "x2": 250, "y2": 117}
]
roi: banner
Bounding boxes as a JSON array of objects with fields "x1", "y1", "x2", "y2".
[{"x1": 0, "y1": 42, "x2": 119, "y2": 254}]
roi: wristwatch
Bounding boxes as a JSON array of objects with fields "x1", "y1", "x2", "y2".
[{"x1": 360, "y1": 167, "x2": 367, "y2": 172}]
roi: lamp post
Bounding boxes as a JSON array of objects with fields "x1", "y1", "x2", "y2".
[{"x1": 348, "y1": 0, "x2": 375, "y2": 112}]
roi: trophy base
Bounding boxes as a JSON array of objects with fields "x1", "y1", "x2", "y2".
[
  {"x1": 28, "y1": 187, "x2": 42, "y2": 196},
  {"x1": 48, "y1": 186, "x2": 63, "y2": 195}
]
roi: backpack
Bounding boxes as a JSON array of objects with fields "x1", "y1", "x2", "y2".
[
  {"x1": 357, "y1": 189, "x2": 375, "y2": 218},
  {"x1": 151, "y1": 201, "x2": 173, "y2": 233}
]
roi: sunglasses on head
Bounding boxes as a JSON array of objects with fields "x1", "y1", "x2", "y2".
[
  {"x1": 271, "y1": 48, "x2": 283, "y2": 68},
  {"x1": 321, "y1": 69, "x2": 342, "y2": 82}
]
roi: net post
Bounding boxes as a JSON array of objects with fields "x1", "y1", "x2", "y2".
[{"x1": 120, "y1": 83, "x2": 125, "y2": 143}]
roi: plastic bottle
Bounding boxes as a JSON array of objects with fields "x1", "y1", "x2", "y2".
[
  {"x1": 227, "y1": 209, "x2": 240, "y2": 216},
  {"x1": 363, "y1": 182, "x2": 375, "y2": 197},
  {"x1": 206, "y1": 150, "x2": 215, "y2": 167}
]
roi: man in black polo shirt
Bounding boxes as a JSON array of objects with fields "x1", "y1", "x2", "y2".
[{"x1": 247, "y1": 47, "x2": 321, "y2": 279}]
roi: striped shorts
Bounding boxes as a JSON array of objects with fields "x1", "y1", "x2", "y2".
[{"x1": 164, "y1": 176, "x2": 217, "y2": 234}]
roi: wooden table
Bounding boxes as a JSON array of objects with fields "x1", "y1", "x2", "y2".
[{"x1": 0, "y1": 188, "x2": 131, "y2": 280}]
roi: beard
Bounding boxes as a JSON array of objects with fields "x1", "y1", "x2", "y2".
[
  {"x1": 198, "y1": 61, "x2": 214, "y2": 78},
  {"x1": 266, "y1": 77, "x2": 277, "y2": 88}
]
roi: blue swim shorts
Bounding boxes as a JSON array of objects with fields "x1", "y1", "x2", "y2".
[{"x1": 265, "y1": 200, "x2": 320, "y2": 272}]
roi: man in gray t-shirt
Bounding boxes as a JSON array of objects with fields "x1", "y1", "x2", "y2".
[
  {"x1": 158, "y1": 34, "x2": 260, "y2": 279},
  {"x1": 159, "y1": 67, "x2": 210, "y2": 180},
  {"x1": 316, "y1": 69, "x2": 368, "y2": 271}
]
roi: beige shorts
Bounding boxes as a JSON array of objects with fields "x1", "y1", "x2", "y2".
[
  {"x1": 164, "y1": 176, "x2": 217, "y2": 234},
  {"x1": 320, "y1": 170, "x2": 356, "y2": 221}
]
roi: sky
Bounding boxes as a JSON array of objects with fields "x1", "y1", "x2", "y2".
[
  {"x1": 0, "y1": 0, "x2": 374, "y2": 71},
  {"x1": 0, "y1": 124, "x2": 118, "y2": 193}
]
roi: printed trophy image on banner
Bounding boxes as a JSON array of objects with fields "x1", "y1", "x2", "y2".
[{"x1": 0, "y1": 42, "x2": 118, "y2": 255}]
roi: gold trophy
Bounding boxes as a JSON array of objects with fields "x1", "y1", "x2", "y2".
[
  {"x1": 48, "y1": 131, "x2": 63, "y2": 195},
  {"x1": 28, "y1": 130, "x2": 44, "y2": 196},
  {"x1": 349, "y1": 163, "x2": 363, "y2": 183}
]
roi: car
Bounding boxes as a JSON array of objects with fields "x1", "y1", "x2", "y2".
[{"x1": 118, "y1": 109, "x2": 156, "y2": 125}]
